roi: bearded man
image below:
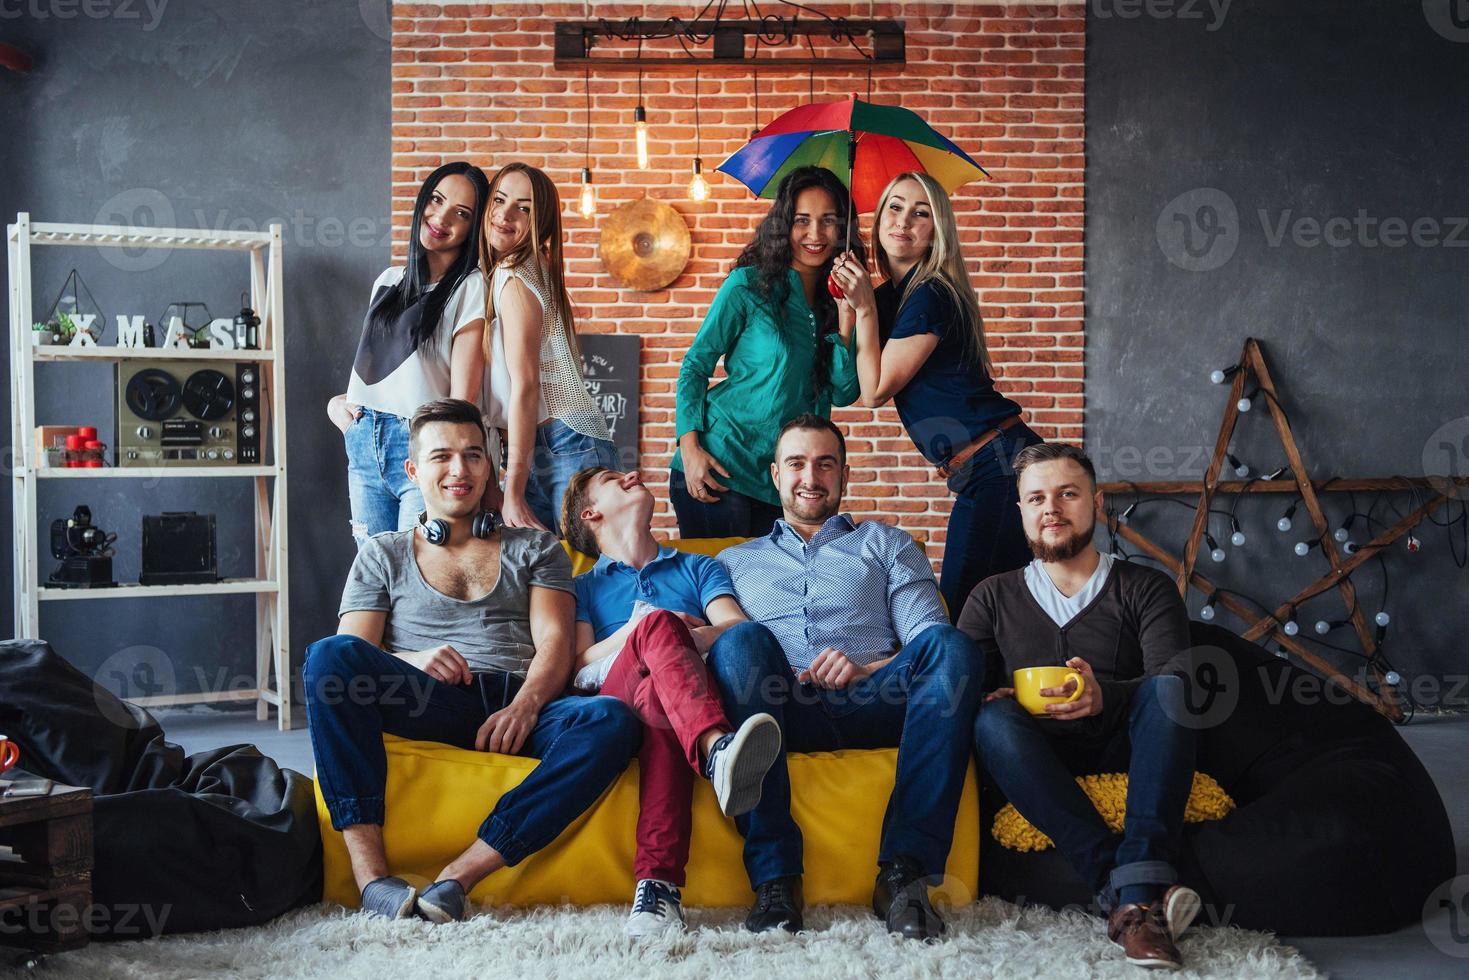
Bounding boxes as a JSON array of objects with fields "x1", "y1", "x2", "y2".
[{"x1": 958, "y1": 442, "x2": 1203, "y2": 972}]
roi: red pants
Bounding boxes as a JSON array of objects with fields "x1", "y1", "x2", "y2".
[{"x1": 599, "y1": 609, "x2": 729, "y2": 884}]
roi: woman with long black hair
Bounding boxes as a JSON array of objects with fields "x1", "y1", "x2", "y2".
[
  {"x1": 328, "y1": 161, "x2": 492, "y2": 545},
  {"x1": 672, "y1": 166, "x2": 862, "y2": 538},
  {"x1": 831, "y1": 171, "x2": 1043, "y2": 616}
]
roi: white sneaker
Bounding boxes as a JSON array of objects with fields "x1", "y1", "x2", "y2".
[
  {"x1": 625, "y1": 878, "x2": 686, "y2": 937},
  {"x1": 1162, "y1": 885, "x2": 1202, "y2": 940},
  {"x1": 704, "y1": 713, "x2": 781, "y2": 817}
]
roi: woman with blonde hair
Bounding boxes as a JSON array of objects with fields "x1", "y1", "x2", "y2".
[
  {"x1": 831, "y1": 171, "x2": 1043, "y2": 615},
  {"x1": 479, "y1": 162, "x2": 617, "y2": 533}
]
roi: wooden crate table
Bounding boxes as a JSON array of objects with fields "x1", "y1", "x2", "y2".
[{"x1": 0, "y1": 783, "x2": 93, "y2": 956}]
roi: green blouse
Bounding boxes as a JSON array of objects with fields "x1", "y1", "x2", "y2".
[{"x1": 674, "y1": 266, "x2": 859, "y2": 506}]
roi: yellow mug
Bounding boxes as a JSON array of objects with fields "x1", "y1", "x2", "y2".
[
  {"x1": 1013, "y1": 666, "x2": 1086, "y2": 717},
  {"x1": 0, "y1": 735, "x2": 18, "y2": 774}
]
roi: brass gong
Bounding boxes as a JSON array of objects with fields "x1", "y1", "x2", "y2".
[{"x1": 598, "y1": 198, "x2": 691, "y2": 292}]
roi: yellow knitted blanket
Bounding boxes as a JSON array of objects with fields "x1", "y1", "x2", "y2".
[{"x1": 992, "y1": 773, "x2": 1235, "y2": 852}]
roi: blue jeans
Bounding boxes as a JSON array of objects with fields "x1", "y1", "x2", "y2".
[
  {"x1": 669, "y1": 468, "x2": 783, "y2": 539},
  {"x1": 522, "y1": 418, "x2": 618, "y2": 535},
  {"x1": 304, "y1": 634, "x2": 640, "y2": 866},
  {"x1": 940, "y1": 422, "x2": 1044, "y2": 619},
  {"x1": 706, "y1": 622, "x2": 983, "y2": 887},
  {"x1": 344, "y1": 408, "x2": 425, "y2": 546},
  {"x1": 971, "y1": 675, "x2": 1197, "y2": 909}
]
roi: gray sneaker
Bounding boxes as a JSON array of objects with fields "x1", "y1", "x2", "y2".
[
  {"x1": 704, "y1": 713, "x2": 781, "y2": 817},
  {"x1": 360, "y1": 876, "x2": 417, "y2": 920},
  {"x1": 416, "y1": 879, "x2": 467, "y2": 924}
]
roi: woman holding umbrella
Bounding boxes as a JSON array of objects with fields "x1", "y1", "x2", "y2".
[
  {"x1": 671, "y1": 166, "x2": 862, "y2": 538},
  {"x1": 830, "y1": 171, "x2": 1043, "y2": 616}
]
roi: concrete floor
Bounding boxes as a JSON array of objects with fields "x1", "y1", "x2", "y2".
[{"x1": 157, "y1": 707, "x2": 1469, "y2": 979}]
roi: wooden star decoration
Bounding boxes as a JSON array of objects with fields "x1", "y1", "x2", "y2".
[{"x1": 1098, "y1": 337, "x2": 1468, "y2": 721}]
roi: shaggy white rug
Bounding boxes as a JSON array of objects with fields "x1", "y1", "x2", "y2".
[{"x1": 26, "y1": 900, "x2": 1321, "y2": 980}]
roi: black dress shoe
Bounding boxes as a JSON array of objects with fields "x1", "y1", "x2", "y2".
[
  {"x1": 745, "y1": 875, "x2": 803, "y2": 933},
  {"x1": 873, "y1": 857, "x2": 946, "y2": 941}
]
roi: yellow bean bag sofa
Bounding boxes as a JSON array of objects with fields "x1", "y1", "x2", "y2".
[{"x1": 317, "y1": 536, "x2": 981, "y2": 910}]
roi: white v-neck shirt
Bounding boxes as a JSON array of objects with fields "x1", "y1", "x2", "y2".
[{"x1": 1023, "y1": 553, "x2": 1115, "y2": 628}]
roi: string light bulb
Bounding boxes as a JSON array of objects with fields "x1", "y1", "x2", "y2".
[
  {"x1": 1375, "y1": 611, "x2": 1391, "y2": 627},
  {"x1": 1204, "y1": 531, "x2": 1226, "y2": 563},
  {"x1": 1200, "y1": 596, "x2": 1217, "y2": 621},
  {"x1": 1282, "y1": 607, "x2": 1300, "y2": 635},
  {"x1": 1229, "y1": 516, "x2": 1246, "y2": 548},
  {"x1": 1277, "y1": 501, "x2": 1298, "y2": 533},
  {"x1": 1227, "y1": 452, "x2": 1250, "y2": 478},
  {"x1": 1384, "y1": 670, "x2": 1402, "y2": 686},
  {"x1": 1210, "y1": 364, "x2": 1240, "y2": 385}
]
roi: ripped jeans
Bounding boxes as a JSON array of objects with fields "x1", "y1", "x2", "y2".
[{"x1": 344, "y1": 407, "x2": 424, "y2": 546}]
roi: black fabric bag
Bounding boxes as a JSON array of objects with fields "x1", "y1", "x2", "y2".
[
  {"x1": 977, "y1": 623, "x2": 1455, "y2": 936},
  {"x1": 0, "y1": 639, "x2": 322, "y2": 937}
]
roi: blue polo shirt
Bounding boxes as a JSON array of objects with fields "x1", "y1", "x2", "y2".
[
  {"x1": 874, "y1": 265, "x2": 1023, "y2": 468},
  {"x1": 574, "y1": 546, "x2": 737, "y2": 641}
]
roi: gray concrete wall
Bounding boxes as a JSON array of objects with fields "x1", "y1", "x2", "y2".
[
  {"x1": 0, "y1": 0, "x2": 391, "y2": 707},
  {"x1": 1086, "y1": 0, "x2": 1469, "y2": 705}
]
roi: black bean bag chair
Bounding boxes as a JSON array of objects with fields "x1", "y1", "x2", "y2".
[
  {"x1": 977, "y1": 622, "x2": 1455, "y2": 936},
  {"x1": 0, "y1": 639, "x2": 322, "y2": 936}
]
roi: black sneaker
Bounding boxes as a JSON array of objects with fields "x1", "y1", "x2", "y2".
[{"x1": 745, "y1": 875, "x2": 803, "y2": 934}]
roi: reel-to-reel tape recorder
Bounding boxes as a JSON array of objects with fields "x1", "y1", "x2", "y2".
[{"x1": 116, "y1": 361, "x2": 262, "y2": 467}]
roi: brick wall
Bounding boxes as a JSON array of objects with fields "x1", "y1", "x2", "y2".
[{"x1": 391, "y1": 1, "x2": 1086, "y2": 563}]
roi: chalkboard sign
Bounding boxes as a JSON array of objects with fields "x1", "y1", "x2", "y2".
[{"x1": 579, "y1": 334, "x2": 641, "y2": 470}]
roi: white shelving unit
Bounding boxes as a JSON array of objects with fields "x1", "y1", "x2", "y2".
[{"x1": 7, "y1": 213, "x2": 292, "y2": 729}]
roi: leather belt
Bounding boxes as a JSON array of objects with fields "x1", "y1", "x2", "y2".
[{"x1": 936, "y1": 415, "x2": 1023, "y2": 480}]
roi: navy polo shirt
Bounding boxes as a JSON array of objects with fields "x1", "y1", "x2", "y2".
[
  {"x1": 573, "y1": 546, "x2": 737, "y2": 641},
  {"x1": 874, "y1": 265, "x2": 1024, "y2": 467}
]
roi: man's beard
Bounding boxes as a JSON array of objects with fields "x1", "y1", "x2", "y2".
[
  {"x1": 783, "y1": 484, "x2": 840, "y2": 524},
  {"x1": 1027, "y1": 517, "x2": 1096, "y2": 563}
]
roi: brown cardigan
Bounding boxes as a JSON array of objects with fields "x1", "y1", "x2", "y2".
[{"x1": 956, "y1": 558, "x2": 1192, "y2": 734}]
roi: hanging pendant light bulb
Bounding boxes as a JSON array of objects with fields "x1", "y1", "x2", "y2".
[
  {"x1": 578, "y1": 65, "x2": 595, "y2": 219},
  {"x1": 579, "y1": 167, "x2": 595, "y2": 219},
  {"x1": 633, "y1": 57, "x2": 650, "y2": 170},
  {"x1": 634, "y1": 105, "x2": 649, "y2": 169},
  {"x1": 687, "y1": 69, "x2": 708, "y2": 201},
  {"x1": 689, "y1": 158, "x2": 709, "y2": 201}
]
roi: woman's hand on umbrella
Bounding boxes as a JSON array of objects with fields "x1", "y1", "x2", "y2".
[{"x1": 831, "y1": 251, "x2": 876, "y2": 316}]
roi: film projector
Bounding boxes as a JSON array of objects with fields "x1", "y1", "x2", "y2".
[{"x1": 598, "y1": 198, "x2": 691, "y2": 292}]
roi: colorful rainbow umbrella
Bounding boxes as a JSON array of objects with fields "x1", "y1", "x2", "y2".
[{"x1": 716, "y1": 96, "x2": 991, "y2": 215}]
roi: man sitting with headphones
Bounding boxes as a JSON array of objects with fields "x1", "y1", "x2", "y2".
[{"x1": 305, "y1": 398, "x2": 641, "y2": 924}]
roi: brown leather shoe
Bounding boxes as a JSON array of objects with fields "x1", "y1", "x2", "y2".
[{"x1": 1107, "y1": 902, "x2": 1183, "y2": 970}]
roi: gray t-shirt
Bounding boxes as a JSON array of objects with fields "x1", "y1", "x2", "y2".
[{"x1": 338, "y1": 527, "x2": 574, "y2": 676}]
